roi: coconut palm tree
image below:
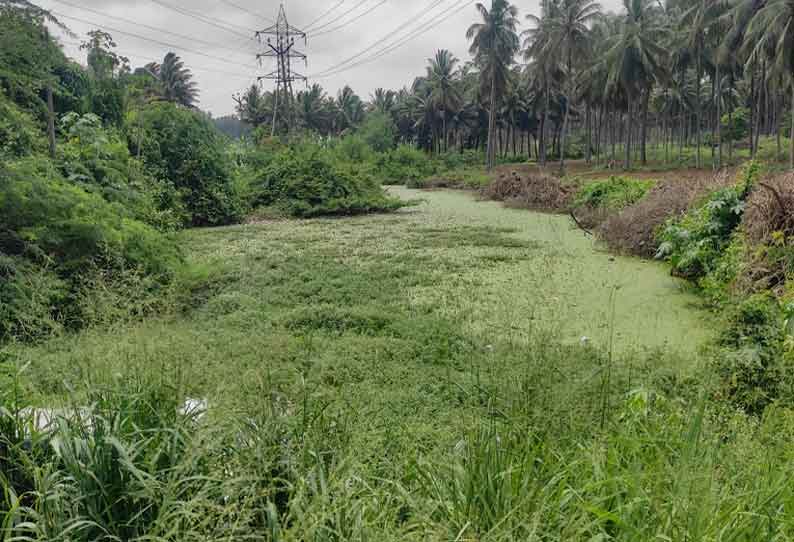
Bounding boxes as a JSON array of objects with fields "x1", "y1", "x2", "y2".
[
  {"x1": 604, "y1": 0, "x2": 668, "y2": 169},
  {"x1": 370, "y1": 88, "x2": 396, "y2": 116},
  {"x1": 427, "y1": 49, "x2": 462, "y2": 152},
  {"x1": 527, "y1": 0, "x2": 602, "y2": 173},
  {"x1": 145, "y1": 52, "x2": 198, "y2": 108},
  {"x1": 467, "y1": 0, "x2": 521, "y2": 170},
  {"x1": 335, "y1": 85, "x2": 365, "y2": 134},
  {"x1": 744, "y1": 0, "x2": 794, "y2": 168},
  {"x1": 297, "y1": 83, "x2": 329, "y2": 134}
]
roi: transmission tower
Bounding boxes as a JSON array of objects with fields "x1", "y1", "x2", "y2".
[{"x1": 256, "y1": 4, "x2": 307, "y2": 136}]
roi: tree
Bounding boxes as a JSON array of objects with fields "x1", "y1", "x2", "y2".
[
  {"x1": 745, "y1": 0, "x2": 794, "y2": 169},
  {"x1": 335, "y1": 85, "x2": 365, "y2": 134},
  {"x1": 603, "y1": 0, "x2": 668, "y2": 169},
  {"x1": 527, "y1": 0, "x2": 601, "y2": 173},
  {"x1": 233, "y1": 83, "x2": 273, "y2": 128},
  {"x1": 426, "y1": 49, "x2": 462, "y2": 152},
  {"x1": 81, "y1": 30, "x2": 129, "y2": 79},
  {"x1": 467, "y1": 0, "x2": 521, "y2": 170},
  {"x1": 143, "y1": 52, "x2": 198, "y2": 108},
  {"x1": 297, "y1": 83, "x2": 331, "y2": 134},
  {"x1": 370, "y1": 88, "x2": 396, "y2": 116}
]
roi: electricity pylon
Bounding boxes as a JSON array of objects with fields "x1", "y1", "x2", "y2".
[{"x1": 256, "y1": 4, "x2": 307, "y2": 136}]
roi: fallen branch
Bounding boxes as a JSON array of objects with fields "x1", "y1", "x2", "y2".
[{"x1": 569, "y1": 210, "x2": 593, "y2": 237}]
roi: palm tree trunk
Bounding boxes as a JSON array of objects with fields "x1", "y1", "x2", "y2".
[
  {"x1": 716, "y1": 63, "x2": 722, "y2": 169},
  {"x1": 625, "y1": 95, "x2": 632, "y2": 170},
  {"x1": 696, "y1": 51, "x2": 702, "y2": 169},
  {"x1": 487, "y1": 72, "x2": 497, "y2": 170},
  {"x1": 790, "y1": 80, "x2": 794, "y2": 169},
  {"x1": 641, "y1": 88, "x2": 649, "y2": 166}
]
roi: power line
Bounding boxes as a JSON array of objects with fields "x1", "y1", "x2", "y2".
[
  {"x1": 310, "y1": 0, "x2": 451, "y2": 76},
  {"x1": 56, "y1": 35, "x2": 255, "y2": 80},
  {"x1": 50, "y1": 10, "x2": 259, "y2": 70},
  {"x1": 147, "y1": 0, "x2": 256, "y2": 40},
  {"x1": 302, "y1": 0, "x2": 345, "y2": 31},
  {"x1": 310, "y1": 0, "x2": 389, "y2": 38},
  {"x1": 307, "y1": 0, "x2": 370, "y2": 34},
  {"x1": 217, "y1": 0, "x2": 274, "y2": 23},
  {"x1": 49, "y1": 0, "x2": 258, "y2": 57},
  {"x1": 313, "y1": 0, "x2": 475, "y2": 79}
]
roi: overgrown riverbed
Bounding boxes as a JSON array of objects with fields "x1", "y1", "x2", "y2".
[{"x1": 12, "y1": 189, "x2": 791, "y2": 542}]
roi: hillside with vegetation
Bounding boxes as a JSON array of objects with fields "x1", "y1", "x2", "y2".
[{"x1": 3, "y1": 0, "x2": 794, "y2": 540}]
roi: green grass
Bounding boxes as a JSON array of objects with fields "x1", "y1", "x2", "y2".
[{"x1": 8, "y1": 188, "x2": 794, "y2": 540}]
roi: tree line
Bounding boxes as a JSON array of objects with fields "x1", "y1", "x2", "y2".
[{"x1": 236, "y1": 0, "x2": 794, "y2": 172}]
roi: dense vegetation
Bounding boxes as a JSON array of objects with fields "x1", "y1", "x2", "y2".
[
  {"x1": 5, "y1": 0, "x2": 794, "y2": 539},
  {"x1": 0, "y1": 3, "x2": 405, "y2": 343}
]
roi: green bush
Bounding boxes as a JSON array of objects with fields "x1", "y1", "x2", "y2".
[
  {"x1": 574, "y1": 176, "x2": 654, "y2": 211},
  {"x1": 127, "y1": 102, "x2": 243, "y2": 227},
  {"x1": 656, "y1": 162, "x2": 759, "y2": 280},
  {"x1": 357, "y1": 112, "x2": 396, "y2": 153},
  {"x1": 0, "y1": 158, "x2": 181, "y2": 341},
  {"x1": 721, "y1": 107, "x2": 750, "y2": 143},
  {"x1": 0, "y1": 93, "x2": 44, "y2": 158},
  {"x1": 712, "y1": 293, "x2": 791, "y2": 415},
  {"x1": 334, "y1": 134, "x2": 374, "y2": 163},
  {"x1": 377, "y1": 144, "x2": 438, "y2": 185},
  {"x1": 253, "y1": 143, "x2": 407, "y2": 217},
  {"x1": 60, "y1": 112, "x2": 186, "y2": 230}
]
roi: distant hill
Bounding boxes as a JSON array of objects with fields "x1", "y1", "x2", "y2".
[{"x1": 214, "y1": 115, "x2": 251, "y2": 139}]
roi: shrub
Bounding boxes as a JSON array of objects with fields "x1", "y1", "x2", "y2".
[
  {"x1": 334, "y1": 134, "x2": 374, "y2": 163},
  {"x1": 721, "y1": 107, "x2": 750, "y2": 143},
  {"x1": 0, "y1": 92, "x2": 44, "y2": 158},
  {"x1": 378, "y1": 144, "x2": 438, "y2": 185},
  {"x1": 253, "y1": 143, "x2": 407, "y2": 217},
  {"x1": 574, "y1": 176, "x2": 654, "y2": 211},
  {"x1": 127, "y1": 102, "x2": 243, "y2": 227},
  {"x1": 59, "y1": 112, "x2": 186, "y2": 230},
  {"x1": 712, "y1": 293, "x2": 791, "y2": 415},
  {"x1": 598, "y1": 171, "x2": 736, "y2": 258},
  {"x1": 656, "y1": 163, "x2": 759, "y2": 279},
  {"x1": 357, "y1": 112, "x2": 396, "y2": 153},
  {"x1": 0, "y1": 158, "x2": 181, "y2": 341}
]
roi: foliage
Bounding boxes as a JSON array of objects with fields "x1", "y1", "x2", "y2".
[
  {"x1": 59, "y1": 112, "x2": 186, "y2": 230},
  {"x1": 140, "y1": 52, "x2": 199, "y2": 108},
  {"x1": 721, "y1": 106, "x2": 751, "y2": 143},
  {"x1": 128, "y1": 102, "x2": 243, "y2": 227},
  {"x1": 0, "y1": 158, "x2": 181, "y2": 342},
  {"x1": 712, "y1": 292, "x2": 791, "y2": 415},
  {"x1": 8, "y1": 188, "x2": 794, "y2": 540},
  {"x1": 252, "y1": 143, "x2": 407, "y2": 217},
  {"x1": 574, "y1": 176, "x2": 654, "y2": 211},
  {"x1": 656, "y1": 163, "x2": 759, "y2": 279},
  {"x1": 357, "y1": 111, "x2": 396, "y2": 152},
  {"x1": 0, "y1": 92, "x2": 44, "y2": 158},
  {"x1": 0, "y1": 5, "x2": 66, "y2": 115},
  {"x1": 377, "y1": 144, "x2": 439, "y2": 185}
]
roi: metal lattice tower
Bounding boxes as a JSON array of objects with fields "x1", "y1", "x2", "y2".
[{"x1": 256, "y1": 3, "x2": 307, "y2": 135}]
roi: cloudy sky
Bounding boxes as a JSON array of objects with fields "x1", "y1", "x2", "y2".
[{"x1": 38, "y1": 0, "x2": 624, "y2": 116}]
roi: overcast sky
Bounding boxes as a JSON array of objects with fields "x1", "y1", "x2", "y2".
[{"x1": 37, "y1": 0, "x2": 624, "y2": 116}]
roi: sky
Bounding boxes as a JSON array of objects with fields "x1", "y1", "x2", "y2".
[{"x1": 37, "y1": 0, "x2": 624, "y2": 117}]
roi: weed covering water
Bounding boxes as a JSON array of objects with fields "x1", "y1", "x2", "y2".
[{"x1": 0, "y1": 189, "x2": 751, "y2": 540}]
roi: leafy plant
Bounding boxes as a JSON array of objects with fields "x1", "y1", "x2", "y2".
[
  {"x1": 656, "y1": 163, "x2": 759, "y2": 280},
  {"x1": 574, "y1": 176, "x2": 654, "y2": 211},
  {"x1": 253, "y1": 143, "x2": 407, "y2": 217},
  {"x1": 0, "y1": 158, "x2": 181, "y2": 342},
  {"x1": 377, "y1": 144, "x2": 438, "y2": 185},
  {"x1": 127, "y1": 102, "x2": 243, "y2": 227}
]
